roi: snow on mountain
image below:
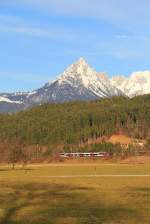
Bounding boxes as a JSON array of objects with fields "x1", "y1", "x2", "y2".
[
  {"x1": 122, "y1": 71, "x2": 150, "y2": 97},
  {"x1": 27, "y1": 57, "x2": 122, "y2": 104},
  {"x1": 1, "y1": 57, "x2": 150, "y2": 113},
  {"x1": 111, "y1": 71, "x2": 150, "y2": 97},
  {"x1": 0, "y1": 96, "x2": 23, "y2": 104},
  {"x1": 26, "y1": 91, "x2": 37, "y2": 98},
  {"x1": 56, "y1": 57, "x2": 120, "y2": 98},
  {"x1": 111, "y1": 76, "x2": 127, "y2": 87}
]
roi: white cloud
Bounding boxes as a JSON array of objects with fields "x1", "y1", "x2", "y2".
[
  {"x1": 0, "y1": 13, "x2": 82, "y2": 40},
  {"x1": 0, "y1": 24, "x2": 76, "y2": 40},
  {"x1": 0, "y1": 0, "x2": 124, "y2": 21},
  {"x1": 2, "y1": 0, "x2": 150, "y2": 26}
]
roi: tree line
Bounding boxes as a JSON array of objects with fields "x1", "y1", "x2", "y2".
[{"x1": 0, "y1": 94, "x2": 150, "y2": 165}]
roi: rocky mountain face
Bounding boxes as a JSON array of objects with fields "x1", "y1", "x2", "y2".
[
  {"x1": 0, "y1": 58, "x2": 122, "y2": 112},
  {"x1": 27, "y1": 58, "x2": 122, "y2": 105},
  {"x1": 1, "y1": 58, "x2": 150, "y2": 113},
  {"x1": 111, "y1": 71, "x2": 150, "y2": 97}
]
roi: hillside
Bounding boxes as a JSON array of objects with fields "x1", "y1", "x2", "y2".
[{"x1": 0, "y1": 94, "x2": 150, "y2": 149}]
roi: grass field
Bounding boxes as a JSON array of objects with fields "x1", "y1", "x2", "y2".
[{"x1": 0, "y1": 164, "x2": 150, "y2": 224}]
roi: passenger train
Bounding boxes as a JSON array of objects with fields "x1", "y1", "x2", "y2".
[{"x1": 60, "y1": 152, "x2": 109, "y2": 158}]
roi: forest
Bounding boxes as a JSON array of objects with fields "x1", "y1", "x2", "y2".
[{"x1": 0, "y1": 94, "x2": 150, "y2": 164}]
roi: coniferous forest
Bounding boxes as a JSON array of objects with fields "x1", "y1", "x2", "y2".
[{"x1": 0, "y1": 94, "x2": 150, "y2": 163}]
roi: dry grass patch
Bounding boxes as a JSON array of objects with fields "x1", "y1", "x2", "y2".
[{"x1": 0, "y1": 164, "x2": 150, "y2": 223}]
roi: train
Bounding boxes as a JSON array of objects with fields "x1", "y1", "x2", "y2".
[{"x1": 59, "y1": 152, "x2": 109, "y2": 158}]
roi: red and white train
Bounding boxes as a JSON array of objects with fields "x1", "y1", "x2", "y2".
[{"x1": 60, "y1": 152, "x2": 109, "y2": 158}]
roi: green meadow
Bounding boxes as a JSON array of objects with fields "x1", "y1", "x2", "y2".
[{"x1": 0, "y1": 164, "x2": 150, "y2": 224}]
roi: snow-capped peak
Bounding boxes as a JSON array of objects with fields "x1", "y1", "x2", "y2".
[
  {"x1": 50, "y1": 57, "x2": 121, "y2": 98},
  {"x1": 57, "y1": 57, "x2": 97, "y2": 87},
  {"x1": 123, "y1": 71, "x2": 150, "y2": 97},
  {"x1": 61, "y1": 57, "x2": 94, "y2": 76},
  {"x1": 77, "y1": 57, "x2": 88, "y2": 65},
  {"x1": 130, "y1": 71, "x2": 150, "y2": 82},
  {"x1": 111, "y1": 71, "x2": 150, "y2": 97},
  {"x1": 1, "y1": 57, "x2": 150, "y2": 113}
]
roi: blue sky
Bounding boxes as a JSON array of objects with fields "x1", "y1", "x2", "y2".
[{"x1": 0, "y1": 0, "x2": 150, "y2": 92}]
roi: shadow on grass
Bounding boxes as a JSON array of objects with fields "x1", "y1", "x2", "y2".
[
  {"x1": 0, "y1": 168, "x2": 33, "y2": 172},
  {"x1": 133, "y1": 187, "x2": 150, "y2": 193},
  {"x1": 0, "y1": 169, "x2": 10, "y2": 172},
  {"x1": 132, "y1": 187, "x2": 150, "y2": 197},
  {"x1": 0, "y1": 182, "x2": 143, "y2": 224}
]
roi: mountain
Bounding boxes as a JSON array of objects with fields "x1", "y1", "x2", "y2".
[
  {"x1": 27, "y1": 58, "x2": 121, "y2": 104},
  {"x1": 2, "y1": 58, "x2": 150, "y2": 113},
  {"x1": 1, "y1": 58, "x2": 150, "y2": 113},
  {"x1": 0, "y1": 58, "x2": 122, "y2": 112},
  {"x1": 0, "y1": 92, "x2": 28, "y2": 113},
  {"x1": 111, "y1": 76, "x2": 127, "y2": 88},
  {"x1": 111, "y1": 71, "x2": 150, "y2": 97}
]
